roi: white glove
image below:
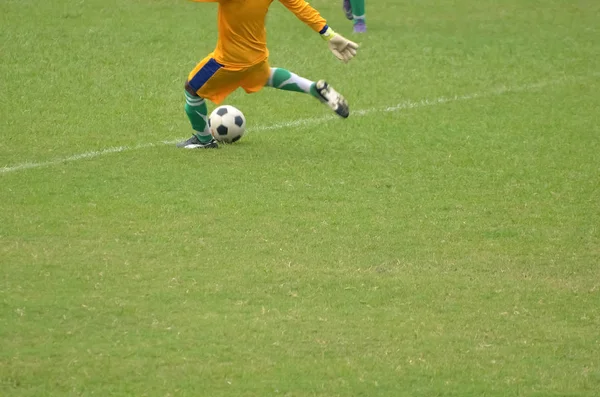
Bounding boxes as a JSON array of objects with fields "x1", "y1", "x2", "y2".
[{"x1": 321, "y1": 26, "x2": 359, "y2": 63}]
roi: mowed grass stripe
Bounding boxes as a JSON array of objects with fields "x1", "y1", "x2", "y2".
[{"x1": 0, "y1": 75, "x2": 586, "y2": 175}]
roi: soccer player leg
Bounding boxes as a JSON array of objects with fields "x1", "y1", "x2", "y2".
[
  {"x1": 349, "y1": 0, "x2": 366, "y2": 32},
  {"x1": 342, "y1": 0, "x2": 353, "y2": 20},
  {"x1": 177, "y1": 89, "x2": 217, "y2": 149},
  {"x1": 266, "y1": 67, "x2": 350, "y2": 119},
  {"x1": 266, "y1": 67, "x2": 318, "y2": 96},
  {"x1": 178, "y1": 56, "x2": 238, "y2": 149}
]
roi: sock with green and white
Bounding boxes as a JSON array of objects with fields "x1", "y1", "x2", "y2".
[
  {"x1": 184, "y1": 91, "x2": 212, "y2": 143},
  {"x1": 267, "y1": 67, "x2": 319, "y2": 99},
  {"x1": 350, "y1": 0, "x2": 365, "y2": 24}
]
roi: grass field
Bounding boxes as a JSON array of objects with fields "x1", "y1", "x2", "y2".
[{"x1": 1, "y1": 0, "x2": 600, "y2": 395}]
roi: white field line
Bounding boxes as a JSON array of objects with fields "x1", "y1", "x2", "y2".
[{"x1": 0, "y1": 78, "x2": 565, "y2": 175}]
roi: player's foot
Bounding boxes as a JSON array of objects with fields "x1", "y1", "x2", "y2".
[
  {"x1": 342, "y1": 0, "x2": 353, "y2": 20},
  {"x1": 353, "y1": 20, "x2": 367, "y2": 33},
  {"x1": 176, "y1": 135, "x2": 219, "y2": 149},
  {"x1": 314, "y1": 80, "x2": 349, "y2": 118}
]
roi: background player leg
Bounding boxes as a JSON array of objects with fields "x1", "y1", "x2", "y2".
[
  {"x1": 266, "y1": 67, "x2": 350, "y2": 118},
  {"x1": 177, "y1": 90, "x2": 218, "y2": 149},
  {"x1": 350, "y1": 0, "x2": 366, "y2": 33},
  {"x1": 342, "y1": 0, "x2": 353, "y2": 20}
]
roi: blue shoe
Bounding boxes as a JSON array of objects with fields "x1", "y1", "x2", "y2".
[
  {"x1": 353, "y1": 20, "x2": 367, "y2": 33},
  {"x1": 343, "y1": 0, "x2": 353, "y2": 20}
]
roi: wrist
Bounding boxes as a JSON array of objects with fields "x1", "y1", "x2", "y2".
[{"x1": 320, "y1": 25, "x2": 336, "y2": 41}]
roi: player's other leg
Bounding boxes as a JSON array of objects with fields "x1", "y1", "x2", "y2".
[
  {"x1": 350, "y1": 0, "x2": 366, "y2": 33},
  {"x1": 266, "y1": 67, "x2": 350, "y2": 118},
  {"x1": 342, "y1": 0, "x2": 353, "y2": 20},
  {"x1": 177, "y1": 87, "x2": 218, "y2": 149},
  {"x1": 177, "y1": 56, "x2": 225, "y2": 149}
]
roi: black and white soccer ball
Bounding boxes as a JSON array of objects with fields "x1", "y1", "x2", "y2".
[{"x1": 208, "y1": 105, "x2": 246, "y2": 143}]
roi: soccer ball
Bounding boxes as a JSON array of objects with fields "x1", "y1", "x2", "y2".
[{"x1": 208, "y1": 105, "x2": 246, "y2": 143}]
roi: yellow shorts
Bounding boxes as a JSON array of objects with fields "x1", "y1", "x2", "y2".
[{"x1": 187, "y1": 53, "x2": 270, "y2": 104}]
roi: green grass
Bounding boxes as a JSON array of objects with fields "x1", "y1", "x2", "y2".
[{"x1": 1, "y1": 0, "x2": 600, "y2": 395}]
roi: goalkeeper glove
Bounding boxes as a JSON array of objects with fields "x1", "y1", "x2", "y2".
[{"x1": 320, "y1": 26, "x2": 359, "y2": 63}]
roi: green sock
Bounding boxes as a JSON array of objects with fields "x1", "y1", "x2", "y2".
[
  {"x1": 349, "y1": 0, "x2": 365, "y2": 23},
  {"x1": 267, "y1": 67, "x2": 319, "y2": 99},
  {"x1": 184, "y1": 91, "x2": 212, "y2": 143}
]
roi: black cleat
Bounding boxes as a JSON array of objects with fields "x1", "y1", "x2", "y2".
[
  {"x1": 176, "y1": 135, "x2": 219, "y2": 149},
  {"x1": 314, "y1": 80, "x2": 350, "y2": 118}
]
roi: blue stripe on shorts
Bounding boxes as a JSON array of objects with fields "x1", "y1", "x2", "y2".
[{"x1": 188, "y1": 58, "x2": 223, "y2": 92}]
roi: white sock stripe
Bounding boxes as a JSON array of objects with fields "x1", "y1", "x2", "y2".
[
  {"x1": 268, "y1": 68, "x2": 276, "y2": 87},
  {"x1": 274, "y1": 72, "x2": 313, "y2": 93},
  {"x1": 196, "y1": 130, "x2": 211, "y2": 136},
  {"x1": 186, "y1": 98, "x2": 205, "y2": 104}
]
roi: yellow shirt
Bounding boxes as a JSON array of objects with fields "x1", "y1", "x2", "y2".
[{"x1": 192, "y1": 0, "x2": 327, "y2": 68}]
